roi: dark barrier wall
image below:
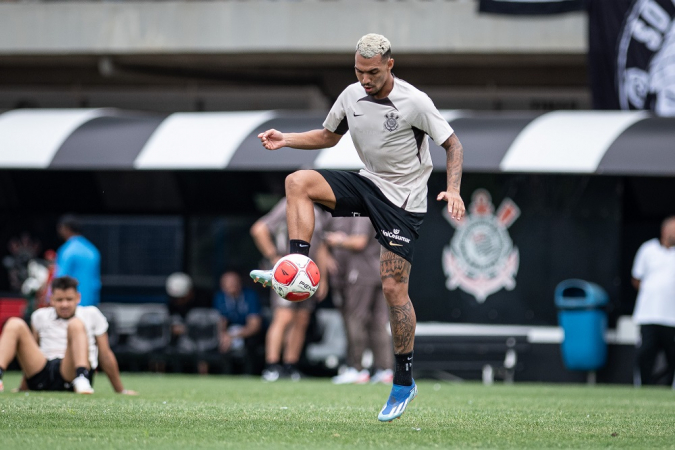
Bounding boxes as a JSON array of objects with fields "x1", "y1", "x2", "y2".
[
  {"x1": 1, "y1": 169, "x2": 673, "y2": 326},
  {"x1": 412, "y1": 173, "x2": 621, "y2": 326}
]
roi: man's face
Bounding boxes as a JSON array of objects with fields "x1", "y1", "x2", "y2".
[
  {"x1": 354, "y1": 53, "x2": 394, "y2": 98},
  {"x1": 662, "y1": 220, "x2": 675, "y2": 248},
  {"x1": 221, "y1": 273, "x2": 241, "y2": 297},
  {"x1": 51, "y1": 288, "x2": 80, "y2": 319},
  {"x1": 57, "y1": 224, "x2": 69, "y2": 241}
]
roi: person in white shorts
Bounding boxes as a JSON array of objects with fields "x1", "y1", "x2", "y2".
[
  {"x1": 252, "y1": 33, "x2": 466, "y2": 421},
  {"x1": 0, "y1": 276, "x2": 136, "y2": 395}
]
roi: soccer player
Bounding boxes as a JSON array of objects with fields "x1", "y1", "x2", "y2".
[
  {"x1": 0, "y1": 276, "x2": 135, "y2": 395},
  {"x1": 252, "y1": 33, "x2": 465, "y2": 421}
]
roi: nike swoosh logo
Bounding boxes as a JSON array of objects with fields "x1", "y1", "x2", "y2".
[
  {"x1": 353, "y1": 112, "x2": 364, "y2": 117},
  {"x1": 389, "y1": 241, "x2": 403, "y2": 247}
]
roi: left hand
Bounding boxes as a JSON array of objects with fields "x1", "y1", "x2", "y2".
[
  {"x1": 324, "y1": 231, "x2": 347, "y2": 248},
  {"x1": 437, "y1": 190, "x2": 466, "y2": 221},
  {"x1": 120, "y1": 389, "x2": 138, "y2": 395}
]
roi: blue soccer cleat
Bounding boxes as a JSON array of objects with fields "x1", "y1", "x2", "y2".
[
  {"x1": 378, "y1": 381, "x2": 417, "y2": 422},
  {"x1": 250, "y1": 269, "x2": 273, "y2": 288}
]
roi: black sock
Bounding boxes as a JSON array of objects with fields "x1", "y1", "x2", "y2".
[
  {"x1": 289, "y1": 239, "x2": 310, "y2": 256},
  {"x1": 393, "y1": 351, "x2": 413, "y2": 386},
  {"x1": 75, "y1": 367, "x2": 89, "y2": 379},
  {"x1": 0, "y1": 367, "x2": 4, "y2": 380},
  {"x1": 283, "y1": 363, "x2": 298, "y2": 373}
]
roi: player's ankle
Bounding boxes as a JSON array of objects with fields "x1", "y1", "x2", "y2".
[
  {"x1": 289, "y1": 239, "x2": 310, "y2": 256},
  {"x1": 75, "y1": 367, "x2": 89, "y2": 379},
  {"x1": 393, "y1": 351, "x2": 414, "y2": 386}
]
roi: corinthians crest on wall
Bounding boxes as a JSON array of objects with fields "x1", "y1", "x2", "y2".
[{"x1": 442, "y1": 189, "x2": 520, "y2": 303}]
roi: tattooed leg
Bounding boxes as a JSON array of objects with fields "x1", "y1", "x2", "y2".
[{"x1": 380, "y1": 248, "x2": 416, "y2": 354}]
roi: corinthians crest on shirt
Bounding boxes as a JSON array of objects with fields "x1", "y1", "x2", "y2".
[
  {"x1": 384, "y1": 112, "x2": 399, "y2": 131},
  {"x1": 442, "y1": 189, "x2": 520, "y2": 303},
  {"x1": 617, "y1": 0, "x2": 675, "y2": 116}
]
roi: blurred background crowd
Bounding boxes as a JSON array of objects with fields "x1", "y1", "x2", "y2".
[{"x1": 1, "y1": 0, "x2": 674, "y2": 386}]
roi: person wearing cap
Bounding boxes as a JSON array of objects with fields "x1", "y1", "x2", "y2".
[
  {"x1": 165, "y1": 272, "x2": 196, "y2": 347},
  {"x1": 55, "y1": 214, "x2": 101, "y2": 307}
]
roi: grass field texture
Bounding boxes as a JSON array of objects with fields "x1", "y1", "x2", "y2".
[{"x1": 1, "y1": 372, "x2": 674, "y2": 449}]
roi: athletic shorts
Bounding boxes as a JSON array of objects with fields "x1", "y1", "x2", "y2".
[
  {"x1": 271, "y1": 293, "x2": 317, "y2": 311},
  {"x1": 26, "y1": 358, "x2": 94, "y2": 392},
  {"x1": 316, "y1": 169, "x2": 425, "y2": 263}
]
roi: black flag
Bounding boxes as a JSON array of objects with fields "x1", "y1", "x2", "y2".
[
  {"x1": 588, "y1": 0, "x2": 675, "y2": 116},
  {"x1": 479, "y1": 0, "x2": 584, "y2": 15}
]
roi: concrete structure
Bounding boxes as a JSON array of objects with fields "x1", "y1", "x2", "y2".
[{"x1": 0, "y1": 0, "x2": 589, "y2": 112}]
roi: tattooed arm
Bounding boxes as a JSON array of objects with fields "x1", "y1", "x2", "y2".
[{"x1": 436, "y1": 133, "x2": 466, "y2": 220}]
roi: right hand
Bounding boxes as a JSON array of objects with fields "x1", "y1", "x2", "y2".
[
  {"x1": 258, "y1": 129, "x2": 286, "y2": 150},
  {"x1": 219, "y1": 333, "x2": 232, "y2": 353}
]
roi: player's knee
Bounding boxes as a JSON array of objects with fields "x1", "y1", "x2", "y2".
[
  {"x1": 381, "y1": 278, "x2": 407, "y2": 303},
  {"x1": 3, "y1": 317, "x2": 28, "y2": 332},
  {"x1": 294, "y1": 311, "x2": 311, "y2": 327},
  {"x1": 66, "y1": 317, "x2": 86, "y2": 334},
  {"x1": 285, "y1": 171, "x2": 309, "y2": 197}
]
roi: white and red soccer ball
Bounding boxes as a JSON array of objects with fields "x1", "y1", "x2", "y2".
[{"x1": 271, "y1": 254, "x2": 321, "y2": 301}]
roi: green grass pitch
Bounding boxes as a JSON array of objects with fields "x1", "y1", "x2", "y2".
[{"x1": 1, "y1": 372, "x2": 674, "y2": 449}]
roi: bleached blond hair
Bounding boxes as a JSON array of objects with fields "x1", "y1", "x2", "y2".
[{"x1": 355, "y1": 34, "x2": 392, "y2": 59}]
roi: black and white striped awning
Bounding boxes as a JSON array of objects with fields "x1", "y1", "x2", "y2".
[{"x1": 0, "y1": 108, "x2": 673, "y2": 175}]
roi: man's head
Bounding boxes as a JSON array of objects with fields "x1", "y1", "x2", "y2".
[
  {"x1": 51, "y1": 276, "x2": 80, "y2": 319},
  {"x1": 661, "y1": 216, "x2": 675, "y2": 248},
  {"x1": 57, "y1": 214, "x2": 82, "y2": 241},
  {"x1": 354, "y1": 33, "x2": 394, "y2": 98},
  {"x1": 166, "y1": 272, "x2": 193, "y2": 304},
  {"x1": 221, "y1": 271, "x2": 242, "y2": 298}
]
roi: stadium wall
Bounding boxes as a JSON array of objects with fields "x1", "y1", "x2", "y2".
[{"x1": 0, "y1": 1, "x2": 586, "y2": 54}]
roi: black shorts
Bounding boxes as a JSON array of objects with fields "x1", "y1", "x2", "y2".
[
  {"x1": 26, "y1": 359, "x2": 94, "y2": 392},
  {"x1": 316, "y1": 169, "x2": 425, "y2": 263}
]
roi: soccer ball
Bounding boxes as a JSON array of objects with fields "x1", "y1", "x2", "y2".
[{"x1": 271, "y1": 254, "x2": 321, "y2": 302}]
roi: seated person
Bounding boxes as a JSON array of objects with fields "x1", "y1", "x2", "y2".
[
  {"x1": 213, "y1": 271, "x2": 262, "y2": 353},
  {"x1": 166, "y1": 272, "x2": 196, "y2": 347},
  {"x1": 0, "y1": 276, "x2": 136, "y2": 395}
]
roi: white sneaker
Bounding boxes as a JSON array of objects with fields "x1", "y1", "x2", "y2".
[
  {"x1": 331, "y1": 367, "x2": 370, "y2": 385},
  {"x1": 370, "y1": 368, "x2": 394, "y2": 384},
  {"x1": 261, "y1": 364, "x2": 282, "y2": 382},
  {"x1": 250, "y1": 270, "x2": 273, "y2": 288},
  {"x1": 72, "y1": 375, "x2": 94, "y2": 394}
]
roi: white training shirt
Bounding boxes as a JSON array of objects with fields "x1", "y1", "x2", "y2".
[
  {"x1": 323, "y1": 77, "x2": 454, "y2": 213},
  {"x1": 631, "y1": 238, "x2": 675, "y2": 326},
  {"x1": 31, "y1": 306, "x2": 109, "y2": 369}
]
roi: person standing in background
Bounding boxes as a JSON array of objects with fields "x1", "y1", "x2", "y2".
[
  {"x1": 250, "y1": 197, "x2": 329, "y2": 382},
  {"x1": 55, "y1": 215, "x2": 101, "y2": 307},
  {"x1": 631, "y1": 216, "x2": 675, "y2": 386},
  {"x1": 325, "y1": 216, "x2": 393, "y2": 385}
]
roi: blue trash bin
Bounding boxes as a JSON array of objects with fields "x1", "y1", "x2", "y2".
[{"x1": 554, "y1": 279, "x2": 609, "y2": 371}]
